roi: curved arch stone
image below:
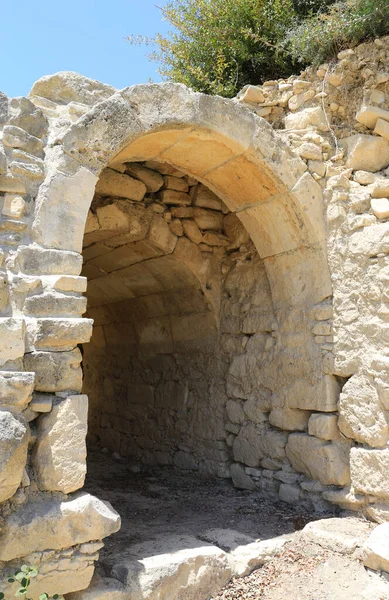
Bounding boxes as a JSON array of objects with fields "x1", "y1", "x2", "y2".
[{"x1": 32, "y1": 83, "x2": 331, "y2": 308}]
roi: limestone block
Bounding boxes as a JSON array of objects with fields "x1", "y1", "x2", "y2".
[
  {"x1": 202, "y1": 231, "x2": 229, "y2": 246},
  {"x1": 163, "y1": 175, "x2": 189, "y2": 192},
  {"x1": 125, "y1": 163, "x2": 164, "y2": 192},
  {"x1": 343, "y1": 134, "x2": 389, "y2": 172},
  {"x1": 363, "y1": 523, "x2": 389, "y2": 572},
  {"x1": 233, "y1": 423, "x2": 288, "y2": 467},
  {"x1": 8, "y1": 96, "x2": 48, "y2": 138},
  {"x1": 194, "y1": 184, "x2": 223, "y2": 211},
  {"x1": 0, "y1": 175, "x2": 26, "y2": 193},
  {"x1": 279, "y1": 483, "x2": 301, "y2": 504},
  {"x1": 30, "y1": 71, "x2": 116, "y2": 105},
  {"x1": 291, "y1": 172, "x2": 325, "y2": 243},
  {"x1": 269, "y1": 408, "x2": 310, "y2": 431},
  {"x1": 0, "y1": 492, "x2": 121, "y2": 561},
  {"x1": 171, "y1": 207, "x2": 194, "y2": 218},
  {"x1": 147, "y1": 214, "x2": 177, "y2": 254},
  {"x1": 374, "y1": 117, "x2": 389, "y2": 142},
  {"x1": 369, "y1": 178, "x2": 389, "y2": 198},
  {"x1": 66, "y1": 575, "x2": 128, "y2": 600},
  {"x1": 286, "y1": 375, "x2": 340, "y2": 412},
  {"x1": 302, "y1": 518, "x2": 371, "y2": 554},
  {"x1": 350, "y1": 447, "x2": 389, "y2": 499},
  {"x1": 371, "y1": 197, "x2": 389, "y2": 218},
  {"x1": 17, "y1": 245, "x2": 83, "y2": 275},
  {"x1": 223, "y1": 213, "x2": 250, "y2": 249},
  {"x1": 243, "y1": 398, "x2": 269, "y2": 422},
  {"x1": 24, "y1": 349, "x2": 83, "y2": 392},
  {"x1": 32, "y1": 166, "x2": 98, "y2": 253},
  {"x1": 182, "y1": 219, "x2": 203, "y2": 244},
  {"x1": 53, "y1": 275, "x2": 88, "y2": 293},
  {"x1": 286, "y1": 434, "x2": 351, "y2": 486},
  {"x1": 84, "y1": 210, "x2": 99, "y2": 234},
  {"x1": 160, "y1": 190, "x2": 191, "y2": 205},
  {"x1": 2, "y1": 125, "x2": 44, "y2": 156},
  {"x1": 338, "y1": 374, "x2": 389, "y2": 447},
  {"x1": 308, "y1": 413, "x2": 340, "y2": 441},
  {"x1": 28, "y1": 318, "x2": 93, "y2": 351},
  {"x1": 2, "y1": 194, "x2": 26, "y2": 218},
  {"x1": 231, "y1": 463, "x2": 255, "y2": 490},
  {"x1": 193, "y1": 207, "x2": 223, "y2": 231},
  {"x1": 109, "y1": 534, "x2": 231, "y2": 600},
  {"x1": 0, "y1": 371, "x2": 35, "y2": 411},
  {"x1": 226, "y1": 400, "x2": 245, "y2": 424},
  {"x1": 366, "y1": 503, "x2": 389, "y2": 524},
  {"x1": 169, "y1": 218, "x2": 184, "y2": 236},
  {"x1": 354, "y1": 170, "x2": 378, "y2": 184},
  {"x1": 284, "y1": 107, "x2": 328, "y2": 131},
  {"x1": 0, "y1": 412, "x2": 29, "y2": 502},
  {"x1": 201, "y1": 528, "x2": 291, "y2": 577},
  {"x1": 296, "y1": 142, "x2": 322, "y2": 161},
  {"x1": 30, "y1": 393, "x2": 53, "y2": 412},
  {"x1": 24, "y1": 291, "x2": 87, "y2": 317},
  {"x1": 33, "y1": 395, "x2": 87, "y2": 493},
  {"x1": 356, "y1": 105, "x2": 389, "y2": 129},
  {"x1": 237, "y1": 85, "x2": 265, "y2": 104},
  {"x1": 322, "y1": 487, "x2": 367, "y2": 511},
  {"x1": 25, "y1": 560, "x2": 94, "y2": 599},
  {"x1": 95, "y1": 168, "x2": 146, "y2": 201},
  {"x1": 0, "y1": 318, "x2": 25, "y2": 366}
]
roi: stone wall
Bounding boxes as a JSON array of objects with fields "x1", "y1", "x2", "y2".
[{"x1": 1, "y1": 35, "x2": 389, "y2": 595}]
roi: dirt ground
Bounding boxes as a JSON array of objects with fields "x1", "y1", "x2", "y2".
[{"x1": 85, "y1": 449, "x2": 389, "y2": 600}]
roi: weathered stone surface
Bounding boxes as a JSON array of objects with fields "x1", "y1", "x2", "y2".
[
  {"x1": 0, "y1": 318, "x2": 25, "y2": 366},
  {"x1": 201, "y1": 528, "x2": 291, "y2": 576},
  {"x1": 17, "y1": 246, "x2": 83, "y2": 275},
  {"x1": 284, "y1": 107, "x2": 328, "y2": 130},
  {"x1": 286, "y1": 434, "x2": 351, "y2": 486},
  {"x1": 125, "y1": 163, "x2": 164, "y2": 192},
  {"x1": 363, "y1": 523, "x2": 389, "y2": 571},
  {"x1": 302, "y1": 517, "x2": 372, "y2": 554},
  {"x1": 24, "y1": 349, "x2": 83, "y2": 392},
  {"x1": 29, "y1": 393, "x2": 53, "y2": 412},
  {"x1": 8, "y1": 96, "x2": 48, "y2": 138},
  {"x1": 343, "y1": 134, "x2": 389, "y2": 171},
  {"x1": 356, "y1": 105, "x2": 389, "y2": 129},
  {"x1": 30, "y1": 71, "x2": 116, "y2": 105},
  {"x1": 231, "y1": 463, "x2": 255, "y2": 490},
  {"x1": 0, "y1": 412, "x2": 29, "y2": 502},
  {"x1": 351, "y1": 447, "x2": 389, "y2": 499},
  {"x1": 269, "y1": 408, "x2": 310, "y2": 432},
  {"x1": 338, "y1": 374, "x2": 389, "y2": 447},
  {"x1": 33, "y1": 395, "x2": 88, "y2": 493},
  {"x1": 160, "y1": 190, "x2": 191, "y2": 206},
  {"x1": 109, "y1": 534, "x2": 231, "y2": 600},
  {"x1": 0, "y1": 493, "x2": 120, "y2": 561},
  {"x1": 371, "y1": 197, "x2": 389, "y2": 218},
  {"x1": 2, "y1": 125, "x2": 44, "y2": 155},
  {"x1": 308, "y1": 413, "x2": 340, "y2": 441},
  {"x1": 0, "y1": 371, "x2": 35, "y2": 411},
  {"x1": 233, "y1": 423, "x2": 288, "y2": 467},
  {"x1": 28, "y1": 318, "x2": 93, "y2": 351},
  {"x1": 95, "y1": 168, "x2": 146, "y2": 201},
  {"x1": 67, "y1": 575, "x2": 128, "y2": 600}
]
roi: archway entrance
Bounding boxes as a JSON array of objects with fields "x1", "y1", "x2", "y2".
[{"x1": 30, "y1": 82, "x2": 342, "y2": 594}]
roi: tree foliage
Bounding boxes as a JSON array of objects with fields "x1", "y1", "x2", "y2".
[{"x1": 128, "y1": 0, "x2": 389, "y2": 97}]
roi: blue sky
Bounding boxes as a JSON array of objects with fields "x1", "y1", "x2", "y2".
[{"x1": 2, "y1": 0, "x2": 170, "y2": 98}]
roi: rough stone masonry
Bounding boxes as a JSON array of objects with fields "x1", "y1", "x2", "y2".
[{"x1": 2, "y1": 34, "x2": 389, "y2": 597}]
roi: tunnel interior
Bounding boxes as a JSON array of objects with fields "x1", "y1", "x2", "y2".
[{"x1": 81, "y1": 159, "x2": 284, "y2": 481}]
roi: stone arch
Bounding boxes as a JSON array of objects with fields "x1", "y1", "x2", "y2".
[
  {"x1": 32, "y1": 83, "x2": 331, "y2": 312},
  {"x1": 28, "y1": 81, "x2": 340, "y2": 485}
]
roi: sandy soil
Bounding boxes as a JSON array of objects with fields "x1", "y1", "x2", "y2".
[{"x1": 85, "y1": 449, "x2": 389, "y2": 600}]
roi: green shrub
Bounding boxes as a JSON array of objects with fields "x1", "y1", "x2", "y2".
[
  {"x1": 128, "y1": 0, "x2": 334, "y2": 97},
  {"x1": 284, "y1": 0, "x2": 389, "y2": 66}
]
